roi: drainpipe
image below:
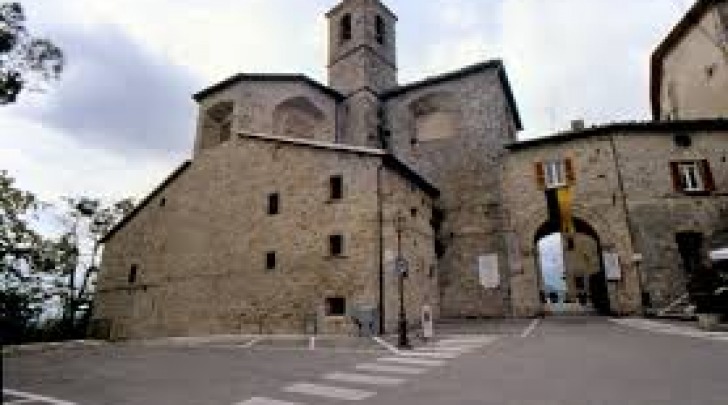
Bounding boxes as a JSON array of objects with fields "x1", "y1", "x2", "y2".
[
  {"x1": 377, "y1": 164, "x2": 385, "y2": 335},
  {"x1": 609, "y1": 134, "x2": 643, "y2": 315}
]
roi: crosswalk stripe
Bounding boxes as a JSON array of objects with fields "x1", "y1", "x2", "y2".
[
  {"x1": 2, "y1": 389, "x2": 76, "y2": 405},
  {"x1": 235, "y1": 397, "x2": 301, "y2": 405},
  {"x1": 355, "y1": 363, "x2": 427, "y2": 375},
  {"x1": 284, "y1": 383, "x2": 375, "y2": 401},
  {"x1": 378, "y1": 356, "x2": 444, "y2": 366},
  {"x1": 323, "y1": 372, "x2": 405, "y2": 386}
]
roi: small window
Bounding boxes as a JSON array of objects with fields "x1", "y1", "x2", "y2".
[
  {"x1": 128, "y1": 265, "x2": 138, "y2": 284},
  {"x1": 670, "y1": 161, "x2": 714, "y2": 193},
  {"x1": 329, "y1": 234, "x2": 344, "y2": 256},
  {"x1": 411, "y1": 207, "x2": 417, "y2": 218},
  {"x1": 266, "y1": 252, "x2": 276, "y2": 270},
  {"x1": 330, "y1": 175, "x2": 343, "y2": 200},
  {"x1": 159, "y1": 198, "x2": 166, "y2": 207},
  {"x1": 535, "y1": 159, "x2": 574, "y2": 189},
  {"x1": 268, "y1": 193, "x2": 280, "y2": 215},
  {"x1": 341, "y1": 14, "x2": 352, "y2": 42},
  {"x1": 375, "y1": 15, "x2": 385, "y2": 44},
  {"x1": 326, "y1": 297, "x2": 346, "y2": 316}
]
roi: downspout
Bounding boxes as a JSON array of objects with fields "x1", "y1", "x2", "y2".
[
  {"x1": 609, "y1": 134, "x2": 642, "y2": 314},
  {"x1": 377, "y1": 163, "x2": 386, "y2": 335}
]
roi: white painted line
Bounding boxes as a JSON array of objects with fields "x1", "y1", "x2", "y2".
[
  {"x1": 323, "y1": 372, "x2": 405, "y2": 386},
  {"x1": 610, "y1": 318, "x2": 728, "y2": 342},
  {"x1": 436, "y1": 338, "x2": 493, "y2": 345},
  {"x1": 235, "y1": 397, "x2": 302, "y2": 405},
  {"x1": 416, "y1": 345, "x2": 472, "y2": 351},
  {"x1": 521, "y1": 318, "x2": 541, "y2": 338},
  {"x1": 240, "y1": 337, "x2": 263, "y2": 348},
  {"x1": 378, "y1": 356, "x2": 444, "y2": 366},
  {"x1": 372, "y1": 337, "x2": 400, "y2": 354},
  {"x1": 356, "y1": 363, "x2": 427, "y2": 375},
  {"x1": 2, "y1": 389, "x2": 77, "y2": 405},
  {"x1": 284, "y1": 383, "x2": 375, "y2": 401},
  {"x1": 308, "y1": 336, "x2": 315, "y2": 350},
  {"x1": 6, "y1": 399, "x2": 39, "y2": 404},
  {"x1": 396, "y1": 351, "x2": 460, "y2": 359}
]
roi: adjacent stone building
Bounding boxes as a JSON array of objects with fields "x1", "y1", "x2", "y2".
[{"x1": 93, "y1": 0, "x2": 728, "y2": 340}]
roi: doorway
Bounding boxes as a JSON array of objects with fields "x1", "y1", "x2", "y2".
[{"x1": 535, "y1": 218, "x2": 611, "y2": 315}]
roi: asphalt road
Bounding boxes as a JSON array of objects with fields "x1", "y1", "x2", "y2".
[{"x1": 3, "y1": 317, "x2": 727, "y2": 405}]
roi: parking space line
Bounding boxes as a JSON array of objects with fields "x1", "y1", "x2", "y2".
[
  {"x1": 284, "y1": 383, "x2": 375, "y2": 401},
  {"x1": 2, "y1": 389, "x2": 77, "y2": 405},
  {"x1": 520, "y1": 318, "x2": 541, "y2": 338},
  {"x1": 236, "y1": 397, "x2": 302, "y2": 405},
  {"x1": 323, "y1": 372, "x2": 405, "y2": 386},
  {"x1": 355, "y1": 363, "x2": 427, "y2": 374},
  {"x1": 377, "y1": 356, "x2": 444, "y2": 366}
]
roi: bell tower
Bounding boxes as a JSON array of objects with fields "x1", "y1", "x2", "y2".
[
  {"x1": 326, "y1": 0, "x2": 397, "y2": 147},
  {"x1": 326, "y1": 0, "x2": 397, "y2": 94}
]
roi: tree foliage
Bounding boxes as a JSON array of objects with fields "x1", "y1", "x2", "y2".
[
  {"x1": 1, "y1": 170, "x2": 134, "y2": 344},
  {"x1": 0, "y1": 2, "x2": 64, "y2": 105}
]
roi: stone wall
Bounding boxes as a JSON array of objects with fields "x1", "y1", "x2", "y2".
[
  {"x1": 94, "y1": 136, "x2": 435, "y2": 339},
  {"x1": 385, "y1": 68, "x2": 519, "y2": 318}
]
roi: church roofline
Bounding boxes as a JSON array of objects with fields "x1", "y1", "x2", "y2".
[
  {"x1": 506, "y1": 118, "x2": 728, "y2": 151},
  {"x1": 239, "y1": 132, "x2": 440, "y2": 197},
  {"x1": 326, "y1": 0, "x2": 398, "y2": 20},
  {"x1": 381, "y1": 59, "x2": 524, "y2": 131},
  {"x1": 650, "y1": 0, "x2": 722, "y2": 119},
  {"x1": 193, "y1": 74, "x2": 345, "y2": 102},
  {"x1": 100, "y1": 161, "x2": 192, "y2": 243}
]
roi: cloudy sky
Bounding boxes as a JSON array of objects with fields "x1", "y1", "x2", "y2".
[{"x1": 1, "y1": 0, "x2": 693, "y2": 203}]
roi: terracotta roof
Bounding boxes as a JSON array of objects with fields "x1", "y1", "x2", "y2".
[
  {"x1": 382, "y1": 59, "x2": 524, "y2": 130},
  {"x1": 506, "y1": 118, "x2": 728, "y2": 150},
  {"x1": 650, "y1": 0, "x2": 725, "y2": 119},
  {"x1": 193, "y1": 74, "x2": 345, "y2": 102}
]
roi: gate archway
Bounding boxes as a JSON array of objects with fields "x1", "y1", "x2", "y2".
[{"x1": 534, "y1": 217, "x2": 611, "y2": 315}]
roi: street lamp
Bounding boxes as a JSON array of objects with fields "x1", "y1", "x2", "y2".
[{"x1": 395, "y1": 213, "x2": 411, "y2": 349}]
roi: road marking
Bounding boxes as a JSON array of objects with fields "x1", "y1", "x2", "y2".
[
  {"x1": 7, "y1": 399, "x2": 40, "y2": 404},
  {"x1": 521, "y1": 318, "x2": 541, "y2": 338},
  {"x1": 377, "y1": 356, "x2": 444, "y2": 366},
  {"x1": 308, "y1": 336, "x2": 315, "y2": 350},
  {"x1": 323, "y1": 372, "x2": 405, "y2": 386},
  {"x1": 372, "y1": 337, "x2": 400, "y2": 354},
  {"x1": 2, "y1": 389, "x2": 77, "y2": 405},
  {"x1": 235, "y1": 397, "x2": 301, "y2": 405},
  {"x1": 240, "y1": 337, "x2": 263, "y2": 348},
  {"x1": 415, "y1": 345, "x2": 471, "y2": 352},
  {"x1": 396, "y1": 350, "x2": 460, "y2": 359},
  {"x1": 355, "y1": 363, "x2": 427, "y2": 375},
  {"x1": 284, "y1": 383, "x2": 375, "y2": 401},
  {"x1": 611, "y1": 318, "x2": 728, "y2": 342}
]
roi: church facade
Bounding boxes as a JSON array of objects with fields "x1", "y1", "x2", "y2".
[{"x1": 92, "y1": 0, "x2": 728, "y2": 340}]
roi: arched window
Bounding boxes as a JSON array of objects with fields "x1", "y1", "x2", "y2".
[
  {"x1": 200, "y1": 101, "x2": 234, "y2": 150},
  {"x1": 273, "y1": 96, "x2": 325, "y2": 139},
  {"x1": 409, "y1": 92, "x2": 461, "y2": 142},
  {"x1": 375, "y1": 15, "x2": 385, "y2": 44},
  {"x1": 341, "y1": 14, "x2": 352, "y2": 42}
]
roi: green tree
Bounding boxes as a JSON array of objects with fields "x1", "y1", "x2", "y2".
[{"x1": 1, "y1": 2, "x2": 64, "y2": 105}]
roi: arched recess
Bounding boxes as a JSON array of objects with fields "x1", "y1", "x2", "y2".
[
  {"x1": 200, "y1": 101, "x2": 234, "y2": 150},
  {"x1": 272, "y1": 96, "x2": 326, "y2": 139},
  {"x1": 408, "y1": 91, "x2": 461, "y2": 142}
]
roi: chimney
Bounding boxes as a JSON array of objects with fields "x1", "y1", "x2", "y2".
[{"x1": 571, "y1": 120, "x2": 585, "y2": 131}]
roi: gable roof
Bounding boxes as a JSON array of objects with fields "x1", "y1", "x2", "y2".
[
  {"x1": 100, "y1": 161, "x2": 192, "y2": 243},
  {"x1": 193, "y1": 74, "x2": 345, "y2": 102},
  {"x1": 506, "y1": 118, "x2": 728, "y2": 151},
  {"x1": 650, "y1": 0, "x2": 724, "y2": 119},
  {"x1": 381, "y1": 59, "x2": 523, "y2": 130}
]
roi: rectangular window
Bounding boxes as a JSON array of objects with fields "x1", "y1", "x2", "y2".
[
  {"x1": 544, "y1": 160, "x2": 567, "y2": 188},
  {"x1": 128, "y1": 264, "x2": 138, "y2": 284},
  {"x1": 266, "y1": 252, "x2": 276, "y2": 270},
  {"x1": 268, "y1": 193, "x2": 279, "y2": 215},
  {"x1": 376, "y1": 15, "x2": 385, "y2": 44},
  {"x1": 670, "y1": 160, "x2": 715, "y2": 193},
  {"x1": 329, "y1": 234, "x2": 344, "y2": 256},
  {"x1": 341, "y1": 14, "x2": 352, "y2": 41},
  {"x1": 330, "y1": 175, "x2": 343, "y2": 200},
  {"x1": 326, "y1": 297, "x2": 346, "y2": 316}
]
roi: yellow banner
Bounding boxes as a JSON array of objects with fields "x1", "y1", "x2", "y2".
[{"x1": 556, "y1": 186, "x2": 575, "y2": 236}]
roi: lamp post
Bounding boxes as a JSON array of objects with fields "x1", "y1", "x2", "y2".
[{"x1": 395, "y1": 213, "x2": 411, "y2": 349}]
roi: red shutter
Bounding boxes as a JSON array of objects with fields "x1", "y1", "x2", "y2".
[
  {"x1": 669, "y1": 162, "x2": 681, "y2": 191},
  {"x1": 535, "y1": 162, "x2": 546, "y2": 190},
  {"x1": 700, "y1": 160, "x2": 716, "y2": 192},
  {"x1": 565, "y1": 158, "x2": 575, "y2": 185}
]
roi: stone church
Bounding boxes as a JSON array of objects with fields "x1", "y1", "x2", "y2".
[{"x1": 93, "y1": 0, "x2": 728, "y2": 340}]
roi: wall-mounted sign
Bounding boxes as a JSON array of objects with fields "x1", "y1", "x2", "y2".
[
  {"x1": 603, "y1": 252, "x2": 622, "y2": 281},
  {"x1": 478, "y1": 254, "x2": 500, "y2": 289}
]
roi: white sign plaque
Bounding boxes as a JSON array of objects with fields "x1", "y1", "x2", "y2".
[
  {"x1": 421, "y1": 305, "x2": 433, "y2": 339},
  {"x1": 478, "y1": 254, "x2": 500, "y2": 289},
  {"x1": 603, "y1": 252, "x2": 622, "y2": 281}
]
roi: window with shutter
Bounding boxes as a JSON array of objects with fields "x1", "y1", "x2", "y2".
[
  {"x1": 670, "y1": 160, "x2": 713, "y2": 194},
  {"x1": 542, "y1": 160, "x2": 567, "y2": 189},
  {"x1": 534, "y1": 162, "x2": 546, "y2": 190}
]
